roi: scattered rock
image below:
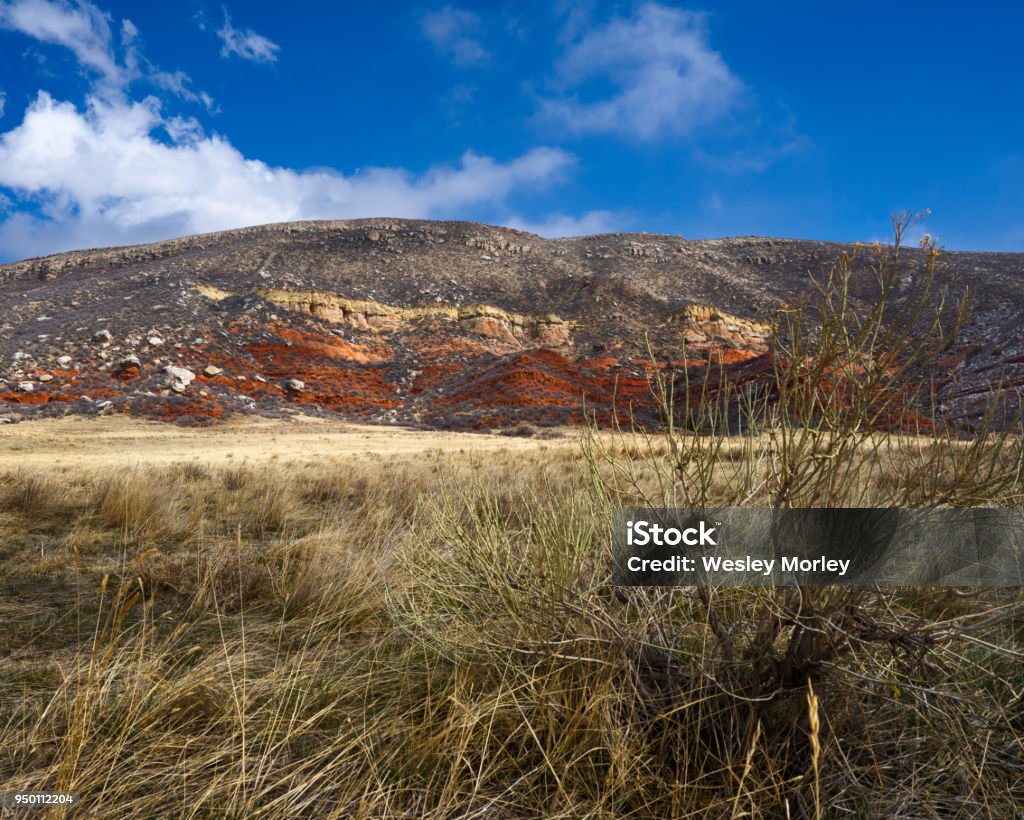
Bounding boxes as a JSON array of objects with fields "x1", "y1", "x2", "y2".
[
  {"x1": 285, "y1": 378, "x2": 305, "y2": 392},
  {"x1": 114, "y1": 357, "x2": 142, "y2": 382},
  {"x1": 37, "y1": 374, "x2": 53, "y2": 383},
  {"x1": 17, "y1": 381, "x2": 34, "y2": 392},
  {"x1": 93, "y1": 329, "x2": 113, "y2": 344},
  {"x1": 164, "y1": 365, "x2": 195, "y2": 393},
  {"x1": 203, "y1": 365, "x2": 223, "y2": 377},
  {"x1": 148, "y1": 336, "x2": 164, "y2": 346},
  {"x1": 56, "y1": 355, "x2": 72, "y2": 367},
  {"x1": 164, "y1": 365, "x2": 195, "y2": 381}
]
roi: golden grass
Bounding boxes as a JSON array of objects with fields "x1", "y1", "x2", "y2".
[{"x1": 0, "y1": 433, "x2": 1021, "y2": 817}]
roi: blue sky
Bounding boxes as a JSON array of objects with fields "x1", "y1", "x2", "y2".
[{"x1": 0, "y1": 0, "x2": 1021, "y2": 261}]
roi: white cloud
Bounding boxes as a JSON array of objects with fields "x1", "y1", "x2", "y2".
[
  {"x1": 0, "y1": 0, "x2": 586, "y2": 259},
  {"x1": 694, "y1": 134, "x2": 812, "y2": 173},
  {"x1": 420, "y1": 5, "x2": 488, "y2": 67},
  {"x1": 0, "y1": 0, "x2": 126, "y2": 89},
  {"x1": 119, "y1": 17, "x2": 138, "y2": 73},
  {"x1": 149, "y1": 70, "x2": 215, "y2": 110},
  {"x1": 538, "y1": 2, "x2": 744, "y2": 141},
  {"x1": 552, "y1": 0, "x2": 595, "y2": 44},
  {"x1": 0, "y1": 0, "x2": 210, "y2": 107},
  {"x1": 217, "y1": 9, "x2": 279, "y2": 64},
  {"x1": 507, "y1": 209, "x2": 617, "y2": 238},
  {"x1": 0, "y1": 89, "x2": 5, "y2": 118},
  {"x1": 0, "y1": 92, "x2": 575, "y2": 258}
]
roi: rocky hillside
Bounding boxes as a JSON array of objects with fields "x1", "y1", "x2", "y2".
[{"x1": 0, "y1": 219, "x2": 1020, "y2": 429}]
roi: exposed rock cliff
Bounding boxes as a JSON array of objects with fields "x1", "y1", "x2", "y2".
[{"x1": 250, "y1": 288, "x2": 574, "y2": 347}]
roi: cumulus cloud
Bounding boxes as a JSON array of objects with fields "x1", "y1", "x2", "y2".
[
  {"x1": 420, "y1": 5, "x2": 488, "y2": 67},
  {"x1": 507, "y1": 209, "x2": 617, "y2": 238},
  {"x1": 0, "y1": 0, "x2": 586, "y2": 259},
  {"x1": 216, "y1": 9, "x2": 279, "y2": 63},
  {"x1": 538, "y1": 2, "x2": 744, "y2": 141},
  {"x1": 0, "y1": 92, "x2": 575, "y2": 258}
]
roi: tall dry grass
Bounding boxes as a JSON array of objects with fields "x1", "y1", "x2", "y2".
[{"x1": 0, "y1": 435, "x2": 1020, "y2": 817}]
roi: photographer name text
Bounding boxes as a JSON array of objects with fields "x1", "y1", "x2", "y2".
[{"x1": 625, "y1": 554, "x2": 851, "y2": 577}]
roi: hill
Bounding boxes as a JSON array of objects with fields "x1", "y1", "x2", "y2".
[{"x1": 1, "y1": 219, "x2": 1021, "y2": 428}]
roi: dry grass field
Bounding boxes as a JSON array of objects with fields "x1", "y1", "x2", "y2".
[
  {"x1": 1, "y1": 416, "x2": 1022, "y2": 817},
  {"x1": 0, "y1": 416, "x2": 572, "y2": 468}
]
